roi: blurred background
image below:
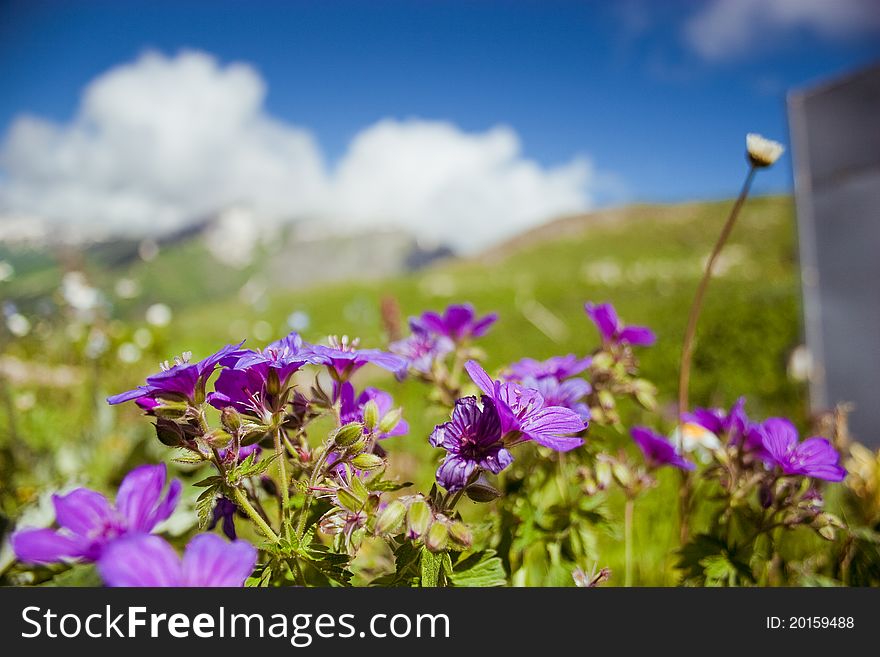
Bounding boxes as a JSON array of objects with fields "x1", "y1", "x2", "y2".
[{"x1": 1, "y1": 1, "x2": 879, "y2": 582}]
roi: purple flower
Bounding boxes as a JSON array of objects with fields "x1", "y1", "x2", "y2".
[
  {"x1": 504, "y1": 354, "x2": 592, "y2": 382},
  {"x1": 208, "y1": 498, "x2": 239, "y2": 540},
  {"x1": 758, "y1": 418, "x2": 846, "y2": 482},
  {"x1": 108, "y1": 342, "x2": 244, "y2": 407},
  {"x1": 307, "y1": 336, "x2": 406, "y2": 381},
  {"x1": 430, "y1": 396, "x2": 512, "y2": 491},
  {"x1": 13, "y1": 464, "x2": 181, "y2": 564},
  {"x1": 465, "y1": 360, "x2": 586, "y2": 452},
  {"x1": 631, "y1": 427, "x2": 695, "y2": 471},
  {"x1": 418, "y1": 303, "x2": 497, "y2": 341},
  {"x1": 97, "y1": 533, "x2": 257, "y2": 587},
  {"x1": 683, "y1": 397, "x2": 750, "y2": 444},
  {"x1": 521, "y1": 376, "x2": 591, "y2": 421},
  {"x1": 389, "y1": 320, "x2": 454, "y2": 375},
  {"x1": 207, "y1": 363, "x2": 272, "y2": 417},
  {"x1": 229, "y1": 331, "x2": 313, "y2": 384},
  {"x1": 584, "y1": 302, "x2": 655, "y2": 347},
  {"x1": 338, "y1": 382, "x2": 408, "y2": 439}
]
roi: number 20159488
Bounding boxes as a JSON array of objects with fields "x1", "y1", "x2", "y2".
[{"x1": 766, "y1": 616, "x2": 854, "y2": 629}]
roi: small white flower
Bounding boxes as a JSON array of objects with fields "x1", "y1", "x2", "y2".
[
  {"x1": 746, "y1": 133, "x2": 784, "y2": 168},
  {"x1": 671, "y1": 422, "x2": 722, "y2": 463}
]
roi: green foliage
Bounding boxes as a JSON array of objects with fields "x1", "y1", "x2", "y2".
[{"x1": 450, "y1": 550, "x2": 506, "y2": 587}]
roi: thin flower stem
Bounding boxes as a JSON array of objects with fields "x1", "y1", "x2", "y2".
[
  {"x1": 233, "y1": 487, "x2": 279, "y2": 542},
  {"x1": 274, "y1": 427, "x2": 292, "y2": 541},
  {"x1": 676, "y1": 166, "x2": 756, "y2": 545},
  {"x1": 624, "y1": 497, "x2": 634, "y2": 588},
  {"x1": 678, "y1": 165, "x2": 756, "y2": 421}
]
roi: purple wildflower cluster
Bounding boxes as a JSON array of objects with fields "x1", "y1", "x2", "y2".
[
  {"x1": 504, "y1": 354, "x2": 592, "y2": 421},
  {"x1": 682, "y1": 398, "x2": 845, "y2": 482},
  {"x1": 9, "y1": 292, "x2": 853, "y2": 589},
  {"x1": 391, "y1": 303, "x2": 496, "y2": 377}
]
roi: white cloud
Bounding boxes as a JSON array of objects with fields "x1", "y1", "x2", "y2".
[
  {"x1": 684, "y1": 0, "x2": 880, "y2": 61},
  {"x1": 0, "y1": 51, "x2": 328, "y2": 235},
  {"x1": 331, "y1": 119, "x2": 592, "y2": 249},
  {"x1": 0, "y1": 50, "x2": 596, "y2": 252}
]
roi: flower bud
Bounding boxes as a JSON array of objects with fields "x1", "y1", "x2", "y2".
[
  {"x1": 375, "y1": 500, "x2": 407, "y2": 535},
  {"x1": 378, "y1": 407, "x2": 403, "y2": 435},
  {"x1": 153, "y1": 401, "x2": 189, "y2": 420},
  {"x1": 336, "y1": 488, "x2": 364, "y2": 513},
  {"x1": 406, "y1": 499, "x2": 432, "y2": 539},
  {"x1": 333, "y1": 422, "x2": 364, "y2": 447},
  {"x1": 591, "y1": 352, "x2": 613, "y2": 370},
  {"x1": 759, "y1": 482, "x2": 773, "y2": 509},
  {"x1": 203, "y1": 429, "x2": 232, "y2": 449},
  {"x1": 465, "y1": 481, "x2": 501, "y2": 503},
  {"x1": 817, "y1": 524, "x2": 836, "y2": 541},
  {"x1": 595, "y1": 459, "x2": 613, "y2": 490},
  {"x1": 154, "y1": 419, "x2": 185, "y2": 447},
  {"x1": 611, "y1": 461, "x2": 634, "y2": 489},
  {"x1": 349, "y1": 475, "x2": 369, "y2": 501},
  {"x1": 266, "y1": 368, "x2": 282, "y2": 396},
  {"x1": 350, "y1": 453, "x2": 384, "y2": 471},
  {"x1": 362, "y1": 400, "x2": 380, "y2": 432},
  {"x1": 447, "y1": 521, "x2": 472, "y2": 548},
  {"x1": 221, "y1": 407, "x2": 242, "y2": 432},
  {"x1": 425, "y1": 521, "x2": 449, "y2": 553},
  {"x1": 364, "y1": 492, "x2": 381, "y2": 515},
  {"x1": 240, "y1": 426, "x2": 267, "y2": 447}
]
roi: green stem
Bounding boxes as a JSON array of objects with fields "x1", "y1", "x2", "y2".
[
  {"x1": 274, "y1": 427, "x2": 292, "y2": 541},
  {"x1": 233, "y1": 487, "x2": 279, "y2": 542},
  {"x1": 295, "y1": 446, "x2": 330, "y2": 540},
  {"x1": 624, "y1": 497, "x2": 634, "y2": 588}
]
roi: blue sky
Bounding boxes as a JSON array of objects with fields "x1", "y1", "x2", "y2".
[{"x1": 0, "y1": 0, "x2": 878, "y2": 245}]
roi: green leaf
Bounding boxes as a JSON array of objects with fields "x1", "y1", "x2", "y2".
[
  {"x1": 41, "y1": 564, "x2": 103, "y2": 587},
  {"x1": 420, "y1": 547, "x2": 445, "y2": 587},
  {"x1": 700, "y1": 554, "x2": 739, "y2": 587},
  {"x1": 366, "y1": 477, "x2": 413, "y2": 492},
  {"x1": 227, "y1": 452, "x2": 277, "y2": 484},
  {"x1": 450, "y1": 550, "x2": 507, "y2": 587},
  {"x1": 193, "y1": 475, "x2": 224, "y2": 488},
  {"x1": 195, "y1": 485, "x2": 221, "y2": 530}
]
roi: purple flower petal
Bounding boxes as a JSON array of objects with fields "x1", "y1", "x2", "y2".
[
  {"x1": 618, "y1": 326, "x2": 656, "y2": 346},
  {"x1": 52, "y1": 489, "x2": 115, "y2": 536},
  {"x1": 760, "y1": 418, "x2": 799, "y2": 463},
  {"x1": 98, "y1": 534, "x2": 183, "y2": 587},
  {"x1": 520, "y1": 407, "x2": 585, "y2": 451},
  {"x1": 471, "y1": 313, "x2": 498, "y2": 338},
  {"x1": 436, "y1": 455, "x2": 478, "y2": 492},
  {"x1": 465, "y1": 360, "x2": 496, "y2": 397},
  {"x1": 115, "y1": 464, "x2": 177, "y2": 533},
  {"x1": 181, "y1": 534, "x2": 257, "y2": 587},
  {"x1": 631, "y1": 426, "x2": 695, "y2": 471},
  {"x1": 585, "y1": 302, "x2": 618, "y2": 342},
  {"x1": 13, "y1": 529, "x2": 89, "y2": 564}
]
